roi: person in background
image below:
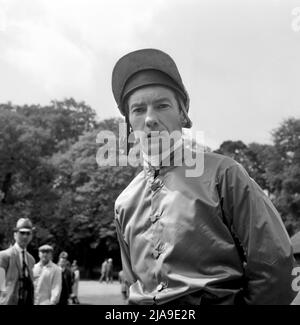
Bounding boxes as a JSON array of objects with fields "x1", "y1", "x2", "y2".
[
  {"x1": 57, "y1": 251, "x2": 73, "y2": 305},
  {"x1": 106, "y1": 258, "x2": 114, "y2": 284},
  {"x1": 32, "y1": 244, "x2": 62, "y2": 305},
  {"x1": 118, "y1": 269, "x2": 129, "y2": 303},
  {"x1": 70, "y1": 260, "x2": 80, "y2": 304},
  {"x1": 0, "y1": 218, "x2": 35, "y2": 305},
  {"x1": 99, "y1": 258, "x2": 108, "y2": 283}
]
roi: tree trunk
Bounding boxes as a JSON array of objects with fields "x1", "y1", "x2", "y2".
[{"x1": 1, "y1": 172, "x2": 12, "y2": 203}]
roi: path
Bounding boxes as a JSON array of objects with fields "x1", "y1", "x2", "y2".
[{"x1": 77, "y1": 280, "x2": 126, "y2": 305}]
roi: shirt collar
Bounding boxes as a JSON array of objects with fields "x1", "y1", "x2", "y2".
[
  {"x1": 14, "y1": 242, "x2": 26, "y2": 253},
  {"x1": 142, "y1": 135, "x2": 203, "y2": 180},
  {"x1": 143, "y1": 137, "x2": 185, "y2": 176},
  {"x1": 38, "y1": 260, "x2": 53, "y2": 268}
]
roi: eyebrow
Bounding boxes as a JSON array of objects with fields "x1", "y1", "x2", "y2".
[{"x1": 129, "y1": 97, "x2": 172, "y2": 109}]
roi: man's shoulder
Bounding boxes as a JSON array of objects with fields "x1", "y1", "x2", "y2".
[
  {"x1": 203, "y1": 152, "x2": 255, "y2": 189},
  {"x1": 0, "y1": 246, "x2": 15, "y2": 258},
  {"x1": 203, "y1": 151, "x2": 238, "y2": 173},
  {"x1": 33, "y1": 262, "x2": 40, "y2": 269},
  {"x1": 182, "y1": 150, "x2": 238, "y2": 181},
  {"x1": 0, "y1": 247, "x2": 15, "y2": 268},
  {"x1": 50, "y1": 262, "x2": 62, "y2": 272},
  {"x1": 27, "y1": 252, "x2": 35, "y2": 264},
  {"x1": 115, "y1": 170, "x2": 145, "y2": 208}
]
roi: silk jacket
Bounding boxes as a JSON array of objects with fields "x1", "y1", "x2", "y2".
[
  {"x1": 115, "y1": 149, "x2": 297, "y2": 305},
  {"x1": 0, "y1": 245, "x2": 35, "y2": 305}
]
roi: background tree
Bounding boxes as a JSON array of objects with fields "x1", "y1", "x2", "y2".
[
  {"x1": 49, "y1": 121, "x2": 138, "y2": 276},
  {"x1": 265, "y1": 118, "x2": 300, "y2": 234}
]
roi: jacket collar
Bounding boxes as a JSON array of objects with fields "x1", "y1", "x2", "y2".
[
  {"x1": 12, "y1": 244, "x2": 23, "y2": 273},
  {"x1": 14, "y1": 242, "x2": 27, "y2": 254},
  {"x1": 143, "y1": 136, "x2": 200, "y2": 180}
]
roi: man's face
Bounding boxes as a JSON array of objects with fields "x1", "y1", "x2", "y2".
[
  {"x1": 14, "y1": 230, "x2": 32, "y2": 248},
  {"x1": 59, "y1": 257, "x2": 67, "y2": 268},
  {"x1": 39, "y1": 250, "x2": 52, "y2": 265},
  {"x1": 128, "y1": 85, "x2": 183, "y2": 156}
]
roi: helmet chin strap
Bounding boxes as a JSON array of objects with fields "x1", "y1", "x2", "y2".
[
  {"x1": 177, "y1": 96, "x2": 192, "y2": 129},
  {"x1": 125, "y1": 113, "x2": 132, "y2": 155}
]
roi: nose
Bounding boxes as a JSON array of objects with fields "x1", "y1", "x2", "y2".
[{"x1": 145, "y1": 107, "x2": 159, "y2": 130}]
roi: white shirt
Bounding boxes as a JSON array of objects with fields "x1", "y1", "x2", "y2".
[
  {"x1": 14, "y1": 243, "x2": 28, "y2": 276},
  {"x1": 33, "y1": 261, "x2": 62, "y2": 305}
]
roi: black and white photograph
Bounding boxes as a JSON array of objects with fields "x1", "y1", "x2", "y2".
[{"x1": 0, "y1": 0, "x2": 300, "y2": 311}]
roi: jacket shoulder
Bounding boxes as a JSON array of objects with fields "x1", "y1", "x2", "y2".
[
  {"x1": 0, "y1": 247, "x2": 14, "y2": 269},
  {"x1": 50, "y1": 262, "x2": 61, "y2": 273},
  {"x1": 203, "y1": 152, "x2": 238, "y2": 171},
  {"x1": 27, "y1": 252, "x2": 35, "y2": 265},
  {"x1": 0, "y1": 246, "x2": 14, "y2": 258},
  {"x1": 115, "y1": 170, "x2": 146, "y2": 214},
  {"x1": 184, "y1": 151, "x2": 239, "y2": 183}
]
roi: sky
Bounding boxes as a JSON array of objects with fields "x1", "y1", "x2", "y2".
[{"x1": 0, "y1": 0, "x2": 299, "y2": 150}]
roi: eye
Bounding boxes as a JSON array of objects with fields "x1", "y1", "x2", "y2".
[
  {"x1": 157, "y1": 103, "x2": 170, "y2": 109},
  {"x1": 131, "y1": 106, "x2": 145, "y2": 114}
]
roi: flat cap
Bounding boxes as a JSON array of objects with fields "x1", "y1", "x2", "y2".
[
  {"x1": 39, "y1": 244, "x2": 53, "y2": 252},
  {"x1": 14, "y1": 218, "x2": 34, "y2": 232},
  {"x1": 112, "y1": 48, "x2": 190, "y2": 116}
]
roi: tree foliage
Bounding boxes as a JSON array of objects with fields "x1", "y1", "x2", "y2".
[{"x1": 0, "y1": 100, "x2": 137, "y2": 275}]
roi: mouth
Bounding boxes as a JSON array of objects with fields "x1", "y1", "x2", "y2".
[{"x1": 146, "y1": 131, "x2": 166, "y2": 138}]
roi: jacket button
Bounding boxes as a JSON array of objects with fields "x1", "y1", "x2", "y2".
[
  {"x1": 156, "y1": 284, "x2": 163, "y2": 292},
  {"x1": 150, "y1": 214, "x2": 159, "y2": 223},
  {"x1": 151, "y1": 183, "x2": 159, "y2": 191},
  {"x1": 151, "y1": 180, "x2": 162, "y2": 192},
  {"x1": 152, "y1": 250, "x2": 160, "y2": 259}
]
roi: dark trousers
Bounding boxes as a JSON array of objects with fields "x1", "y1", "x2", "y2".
[{"x1": 18, "y1": 277, "x2": 34, "y2": 305}]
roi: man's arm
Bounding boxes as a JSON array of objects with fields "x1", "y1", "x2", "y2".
[
  {"x1": 0, "y1": 252, "x2": 9, "y2": 292},
  {"x1": 219, "y1": 162, "x2": 297, "y2": 304},
  {"x1": 0, "y1": 268, "x2": 5, "y2": 292},
  {"x1": 114, "y1": 218, "x2": 137, "y2": 286},
  {"x1": 50, "y1": 267, "x2": 62, "y2": 305}
]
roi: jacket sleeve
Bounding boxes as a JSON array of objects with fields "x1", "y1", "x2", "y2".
[
  {"x1": 114, "y1": 217, "x2": 137, "y2": 286},
  {"x1": 0, "y1": 252, "x2": 8, "y2": 292},
  {"x1": 218, "y1": 162, "x2": 297, "y2": 304}
]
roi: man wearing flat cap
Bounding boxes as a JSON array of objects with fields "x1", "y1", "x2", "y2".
[
  {"x1": 32, "y1": 245, "x2": 62, "y2": 305},
  {"x1": 112, "y1": 48, "x2": 297, "y2": 305},
  {"x1": 0, "y1": 218, "x2": 35, "y2": 305}
]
